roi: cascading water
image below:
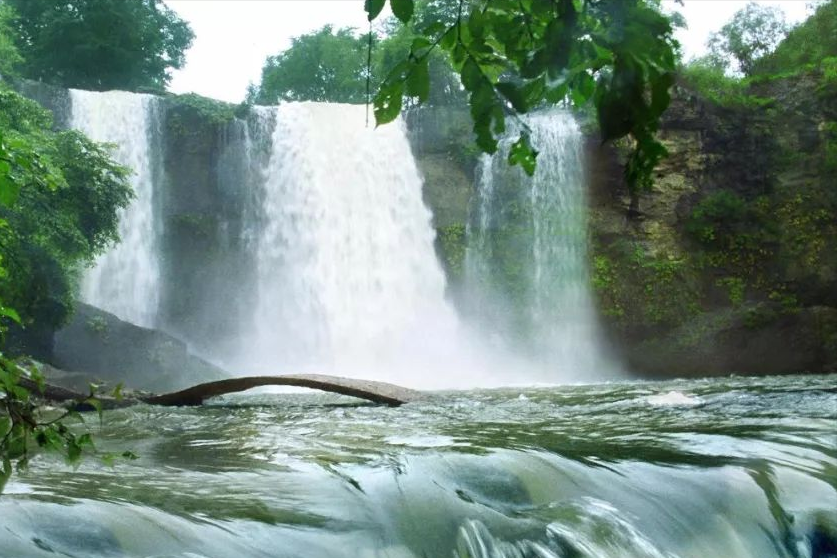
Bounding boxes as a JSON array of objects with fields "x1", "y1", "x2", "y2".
[
  {"x1": 245, "y1": 102, "x2": 469, "y2": 386},
  {"x1": 465, "y1": 110, "x2": 616, "y2": 380},
  {"x1": 70, "y1": 90, "x2": 162, "y2": 328}
]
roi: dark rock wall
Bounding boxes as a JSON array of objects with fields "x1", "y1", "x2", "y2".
[
  {"x1": 157, "y1": 103, "x2": 269, "y2": 364},
  {"x1": 53, "y1": 303, "x2": 228, "y2": 392},
  {"x1": 589, "y1": 76, "x2": 837, "y2": 376}
]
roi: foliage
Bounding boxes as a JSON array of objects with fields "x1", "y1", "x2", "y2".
[
  {"x1": 0, "y1": 3, "x2": 22, "y2": 78},
  {"x1": 5, "y1": 0, "x2": 194, "y2": 91},
  {"x1": 167, "y1": 93, "x2": 238, "y2": 126},
  {"x1": 436, "y1": 223, "x2": 466, "y2": 280},
  {"x1": 0, "y1": 127, "x2": 107, "y2": 493},
  {"x1": 591, "y1": 244, "x2": 699, "y2": 328},
  {"x1": 0, "y1": 355, "x2": 103, "y2": 493},
  {"x1": 0, "y1": 86, "x2": 132, "y2": 330},
  {"x1": 706, "y1": 2, "x2": 788, "y2": 76},
  {"x1": 368, "y1": 0, "x2": 678, "y2": 193},
  {"x1": 256, "y1": 25, "x2": 370, "y2": 104},
  {"x1": 685, "y1": 190, "x2": 778, "y2": 279},
  {"x1": 755, "y1": 0, "x2": 837, "y2": 75},
  {"x1": 679, "y1": 57, "x2": 771, "y2": 108},
  {"x1": 254, "y1": 4, "x2": 464, "y2": 107}
]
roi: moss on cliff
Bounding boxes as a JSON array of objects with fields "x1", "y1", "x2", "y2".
[{"x1": 589, "y1": 66, "x2": 837, "y2": 375}]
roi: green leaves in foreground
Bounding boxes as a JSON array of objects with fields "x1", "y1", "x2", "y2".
[{"x1": 369, "y1": 0, "x2": 678, "y2": 185}]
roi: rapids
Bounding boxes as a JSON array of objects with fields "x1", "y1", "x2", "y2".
[{"x1": 2, "y1": 374, "x2": 835, "y2": 558}]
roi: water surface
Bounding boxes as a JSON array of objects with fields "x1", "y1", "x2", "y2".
[{"x1": 2, "y1": 374, "x2": 835, "y2": 557}]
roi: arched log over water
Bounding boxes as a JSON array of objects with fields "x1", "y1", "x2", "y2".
[{"x1": 142, "y1": 374, "x2": 423, "y2": 407}]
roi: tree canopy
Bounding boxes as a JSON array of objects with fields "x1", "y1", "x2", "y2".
[
  {"x1": 4, "y1": 0, "x2": 194, "y2": 91},
  {"x1": 0, "y1": 87, "x2": 132, "y2": 330},
  {"x1": 706, "y1": 2, "x2": 788, "y2": 76},
  {"x1": 755, "y1": 0, "x2": 837, "y2": 75},
  {"x1": 0, "y1": 4, "x2": 21, "y2": 78},
  {"x1": 254, "y1": 4, "x2": 464, "y2": 107},
  {"x1": 256, "y1": 25, "x2": 369, "y2": 104}
]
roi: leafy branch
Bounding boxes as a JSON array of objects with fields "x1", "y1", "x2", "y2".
[{"x1": 364, "y1": 0, "x2": 678, "y2": 192}]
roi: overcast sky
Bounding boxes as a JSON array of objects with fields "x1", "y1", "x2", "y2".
[{"x1": 163, "y1": 0, "x2": 812, "y2": 103}]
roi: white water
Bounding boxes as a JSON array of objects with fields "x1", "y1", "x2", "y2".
[
  {"x1": 70, "y1": 90, "x2": 161, "y2": 328},
  {"x1": 466, "y1": 110, "x2": 616, "y2": 380},
  {"x1": 245, "y1": 103, "x2": 482, "y2": 387}
]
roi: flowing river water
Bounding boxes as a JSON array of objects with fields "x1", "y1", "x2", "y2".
[{"x1": 2, "y1": 374, "x2": 835, "y2": 558}]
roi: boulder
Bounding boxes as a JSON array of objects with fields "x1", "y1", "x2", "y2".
[{"x1": 51, "y1": 303, "x2": 229, "y2": 393}]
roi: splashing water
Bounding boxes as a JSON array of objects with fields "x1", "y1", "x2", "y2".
[
  {"x1": 244, "y1": 103, "x2": 484, "y2": 387},
  {"x1": 70, "y1": 90, "x2": 162, "y2": 327},
  {"x1": 465, "y1": 110, "x2": 617, "y2": 381},
  {"x1": 3, "y1": 375, "x2": 835, "y2": 558}
]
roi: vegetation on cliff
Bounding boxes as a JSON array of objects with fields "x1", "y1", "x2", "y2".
[
  {"x1": 253, "y1": 0, "x2": 678, "y2": 195},
  {"x1": 590, "y1": 1, "x2": 837, "y2": 374},
  {"x1": 0, "y1": 19, "x2": 135, "y2": 482}
]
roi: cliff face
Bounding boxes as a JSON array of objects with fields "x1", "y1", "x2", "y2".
[
  {"x1": 588, "y1": 74, "x2": 837, "y2": 376},
  {"x1": 16, "y1": 78, "x2": 837, "y2": 378}
]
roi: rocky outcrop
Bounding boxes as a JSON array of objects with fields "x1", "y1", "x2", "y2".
[
  {"x1": 52, "y1": 303, "x2": 229, "y2": 393},
  {"x1": 405, "y1": 107, "x2": 477, "y2": 289},
  {"x1": 588, "y1": 74, "x2": 837, "y2": 376}
]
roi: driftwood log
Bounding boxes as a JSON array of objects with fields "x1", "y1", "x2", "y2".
[{"x1": 23, "y1": 374, "x2": 423, "y2": 409}]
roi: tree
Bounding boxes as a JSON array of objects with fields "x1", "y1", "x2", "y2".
[
  {"x1": 5, "y1": 0, "x2": 194, "y2": 91},
  {"x1": 0, "y1": 3, "x2": 22, "y2": 78},
  {"x1": 368, "y1": 0, "x2": 679, "y2": 204},
  {"x1": 707, "y1": 2, "x2": 789, "y2": 76},
  {"x1": 254, "y1": 2, "x2": 464, "y2": 106},
  {"x1": 755, "y1": 0, "x2": 837, "y2": 75},
  {"x1": 255, "y1": 25, "x2": 370, "y2": 104},
  {"x1": 0, "y1": 87, "x2": 132, "y2": 488},
  {"x1": 0, "y1": 87, "x2": 132, "y2": 331}
]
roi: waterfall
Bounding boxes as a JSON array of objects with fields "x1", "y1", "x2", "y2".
[
  {"x1": 70, "y1": 90, "x2": 162, "y2": 328},
  {"x1": 465, "y1": 110, "x2": 615, "y2": 380},
  {"x1": 245, "y1": 102, "x2": 466, "y2": 385}
]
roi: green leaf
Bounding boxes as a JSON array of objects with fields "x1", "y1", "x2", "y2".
[
  {"x1": 461, "y1": 57, "x2": 483, "y2": 92},
  {"x1": 0, "y1": 172, "x2": 21, "y2": 207},
  {"x1": 85, "y1": 397, "x2": 104, "y2": 422},
  {"x1": 496, "y1": 82, "x2": 528, "y2": 112},
  {"x1": 410, "y1": 37, "x2": 432, "y2": 57},
  {"x1": 364, "y1": 0, "x2": 386, "y2": 21},
  {"x1": 468, "y1": 8, "x2": 486, "y2": 38},
  {"x1": 440, "y1": 26, "x2": 458, "y2": 50},
  {"x1": 374, "y1": 81, "x2": 404, "y2": 125},
  {"x1": 508, "y1": 134, "x2": 539, "y2": 176},
  {"x1": 0, "y1": 306, "x2": 21, "y2": 324},
  {"x1": 406, "y1": 59, "x2": 430, "y2": 103},
  {"x1": 391, "y1": 0, "x2": 414, "y2": 24}
]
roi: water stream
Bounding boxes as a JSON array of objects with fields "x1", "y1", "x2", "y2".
[
  {"x1": 465, "y1": 111, "x2": 614, "y2": 380},
  {"x1": 2, "y1": 375, "x2": 835, "y2": 557},
  {"x1": 70, "y1": 89, "x2": 163, "y2": 328},
  {"x1": 243, "y1": 103, "x2": 475, "y2": 386}
]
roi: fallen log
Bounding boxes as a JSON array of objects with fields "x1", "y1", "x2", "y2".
[
  {"x1": 22, "y1": 374, "x2": 423, "y2": 408},
  {"x1": 143, "y1": 374, "x2": 422, "y2": 407}
]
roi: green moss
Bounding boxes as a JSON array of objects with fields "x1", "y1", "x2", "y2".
[
  {"x1": 436, "y1": 223, "x2": 466, "y2": 281},
  {"x1": 716, "y1": 276, "x2": 746, "y2": 306},
  {"x1": 166, "y1": 93, "x2": 237, "y2": 125},
  {"x1": 591, "y1": 241, "x2": 701, "y2": 330},
  {"x1": 168, "y1": 213, "x2": 219, "y2": 242},
  {"x1": 85, "y1": 315, "x2": 108, "y2": 337}
]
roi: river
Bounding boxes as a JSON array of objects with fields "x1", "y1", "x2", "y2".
[{"x1": 2, "y1": 374, "x2": 835, "y2": 558}]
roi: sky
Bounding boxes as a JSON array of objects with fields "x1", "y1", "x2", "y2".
[{"x1": 164, "y1": 0, "x2": 813, "y2": 103}]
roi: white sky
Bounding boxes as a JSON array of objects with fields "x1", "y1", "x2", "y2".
[{"x1": 164, "y1": 0, "x2": 813, "y2": 103}]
